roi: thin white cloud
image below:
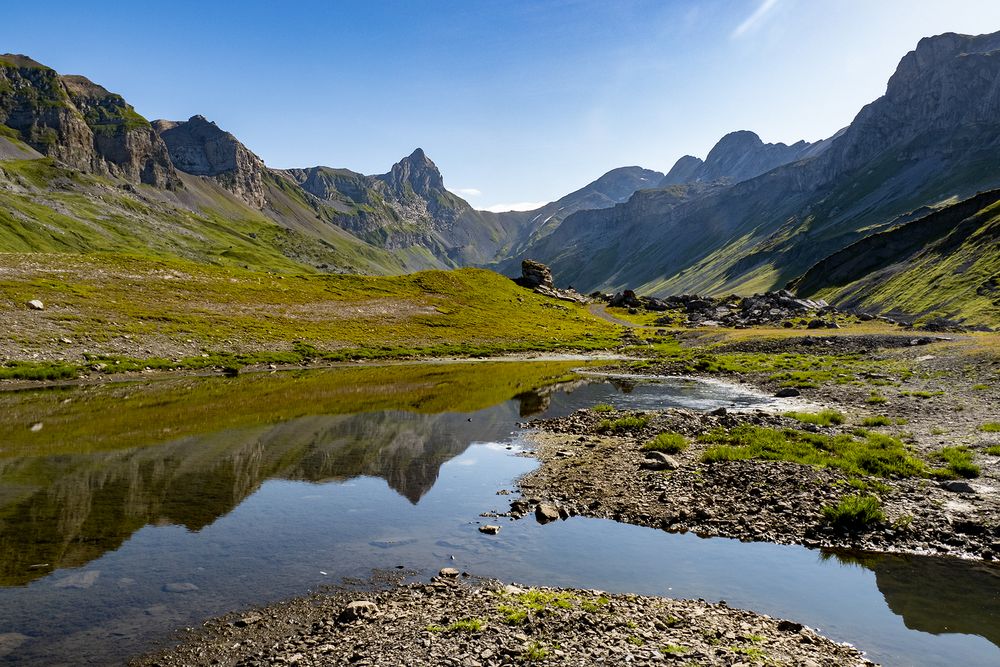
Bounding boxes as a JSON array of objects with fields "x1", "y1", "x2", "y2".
[
  {"x1": 451, "y1": 187, "x2": 481, "y2": 197},
  {"x1": 482, "y1": 201, "x2": 548, "y2": 213},
  {"x1": 731, "y1": 0, "x2": 780, "y2": 39}
]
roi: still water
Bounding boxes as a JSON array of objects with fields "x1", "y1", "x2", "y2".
[{"x1": 0, "y1": 361, "x2": 996, "y2": 665}]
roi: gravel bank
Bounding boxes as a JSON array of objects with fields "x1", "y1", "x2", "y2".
[{"x1": 133, "y1": 574, "x2": 875, "y2": 666}]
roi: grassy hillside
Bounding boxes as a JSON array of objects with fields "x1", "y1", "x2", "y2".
[
  {"x1": 794, "y1": 190, "x2": 1000, "y2": 325},
  {"x1": 0, "y1": 154, "x2": 415, "y2": 275},
  {"x1": 0, "y1": 252, "x2": 619, "y2": 378}
]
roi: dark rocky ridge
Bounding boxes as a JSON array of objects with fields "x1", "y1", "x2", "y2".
[{"x1": 660, "y1": 130, "x2": 826, "y2": 186}]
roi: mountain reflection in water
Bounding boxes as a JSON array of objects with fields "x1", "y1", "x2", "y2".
[
  {"x1": 0, "y1": 361, "x2": 582, "y2": 587},
  {"x1": 824, "y1": 550, "x2": 1000, "y2": 648}
]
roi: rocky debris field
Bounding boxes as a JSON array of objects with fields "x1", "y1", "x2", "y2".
[
  {"x1": 133, "y1": 574, "x2": 874, "y2": 667},
  {"x1": 596, "y1": 288, "x2": 851, "y2": 329}
]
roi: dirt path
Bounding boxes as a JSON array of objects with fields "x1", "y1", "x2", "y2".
[{"x1": 587, "y1": 303, "x2": 640, "y2": 327}]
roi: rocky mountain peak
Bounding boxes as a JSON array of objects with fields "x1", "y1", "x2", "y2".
[
  {"x1": 381, "y1": 147, "x2": 445, "y2": 197},
  {"x1": 0, "y1": 56, "x2": 178, "y2": 188},
  {"x1": 824, "y1": 30, "x2": 1000, "y2": 178},
  {"x1": 660, "y1": 130, "x2": 819, "y2": 187},
  {"x1": 153, "y1": 114, "x2": 268, "y2": 208}
]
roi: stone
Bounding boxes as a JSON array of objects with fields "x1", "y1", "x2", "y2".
[
  {"x1": 26, "y1": 300, "x2": 44, "y2": 310},
  {"x1": 163, "y1": 582, "x2": 199, "y2": 593},
  {"x1": 640, "y1": 452, "x2": 679, "y2": 471},
  {"x1": 338, "y1": 600, "x2": 379, "y2": 623},
  {"x1": 234, "y1": 612, "x2": 263, "y2": 628},
  {"x1": 479, "y1": 525, "x2": 501, "y2": 535},
  {"x1": 777, "y1": 620, "x2": 804, "y2": 633},
  {"x1": 775, "y1": 387, "x2": 801, "y2": 397},
  {"x1": 438, "y1": 567, "x2": 460, "y2": 578},
  {"x1": 535, "y1": 503, "x2": 561, "y2": 524},
  {"x1": 941, "y1": 480, "x2": 976, "y2": 494},
  {"x1": 517, "y1": 259, "x2": 554, "y2": 289}
]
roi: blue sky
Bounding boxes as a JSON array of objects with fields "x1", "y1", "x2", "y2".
[{"x1": 3, "y1": 1, "x2": 1000, "y2": 210}]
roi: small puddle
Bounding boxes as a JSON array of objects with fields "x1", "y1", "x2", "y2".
[{"x1": 0, "y1": 361, "x2": 995, "y2": 665}]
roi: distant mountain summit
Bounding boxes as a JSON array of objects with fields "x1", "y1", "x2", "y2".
[
  {"x1": 379, "y1": 147, "x2": 444, "y2": 197},
  {"x1": 661, "y1": 130, "x2": 826, "y2": 186}
]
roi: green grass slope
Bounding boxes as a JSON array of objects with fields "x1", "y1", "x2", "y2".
[
  {"x1": 793, "y1": 189, "x2": 1000, "y2": 325},
  {"x1": 0, "y1": 153, "x2": 413, "y2": 275},
  {"x1": 0, "y1": 252, "x2": 619, "y2": 375}
]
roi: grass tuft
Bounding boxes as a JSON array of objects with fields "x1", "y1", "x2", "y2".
[
  {"x1": 641, "y1": 432, "x2": 688, "y2": 454},
  {"x1": 699, "y1": 425, "x2": 925, "y2": 479},
  {"x1": 784, "y1": 409, "x2": 845, "y2": 427},
  {"x1": 930, "y1": 446, "x2": 980, "y2": 479},
  {"x1": 596, "y1": 415, "x2": 650, "y2": 434},
  {"x1": 822, "y1": 494, "x2": 885, "y2": 530}
]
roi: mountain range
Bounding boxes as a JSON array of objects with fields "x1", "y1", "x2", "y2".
[{"x1": 3, "y1": 30, "x2": 1000, "y2": 324}]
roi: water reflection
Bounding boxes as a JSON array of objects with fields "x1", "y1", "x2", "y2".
[
  {"x1": 0, "y1": 362, "x2": 582, "y2": 587},
  {"x1": 0, "y1": 362, "x2": 995, "y2": 666},
  {"x1": 824, "y1": 550, "x2": 1000, "y2": 648}
]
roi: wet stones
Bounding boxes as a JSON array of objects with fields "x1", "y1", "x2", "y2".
[
  {"x1": 338, "y1": 601, "x2": 379, "y2": 623},
  {"x1": 534, "y1": 503, "x2": 561, "y2": 524}
]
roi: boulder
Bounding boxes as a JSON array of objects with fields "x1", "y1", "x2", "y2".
[
  {"x1": 535, "y1": 503, "x2": 561, "y2": 524},
  {"x1": 517, "y1": 259, "x2": 554, "y2": 289},
  {"x1": 641, "y1": 451, "x2": 679, "y2": 471},
  {"x1": 26, "y1": 300, "x2": 44, "y2": 310},
  {"x1": 338, "y1": 600, "x2": 379, "y2": 623}
]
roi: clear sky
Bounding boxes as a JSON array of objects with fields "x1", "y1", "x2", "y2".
[{"x1": 3, "y1": 1, "x2": 1000, "y2": 211}]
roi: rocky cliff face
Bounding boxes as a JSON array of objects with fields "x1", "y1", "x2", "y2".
[
  {"x1": 153, "y1": 115, "x2": 268, "y2": 208},
  {"x1": 0, "y1": 54, "x2": 178, "y2": 188},
  {"x1": 823, "y1": 32, "x2": 1000, "y2": 178}
]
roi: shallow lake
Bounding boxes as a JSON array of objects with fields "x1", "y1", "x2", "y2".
[{"x1": 0, "y1": 361, "x2": 997, "y2": 665}]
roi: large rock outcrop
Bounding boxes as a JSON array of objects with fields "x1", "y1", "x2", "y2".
[
  {"x1": 153, "y1": 115, "x2": 268, "y2": 208},
  {"x1": 0, "y1": 54, "x2": 178, "y2": 188}
]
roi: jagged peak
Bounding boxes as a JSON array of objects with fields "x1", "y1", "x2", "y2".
[{"x1": 382, "y1": 147, "x2": 444, "y2": 195}]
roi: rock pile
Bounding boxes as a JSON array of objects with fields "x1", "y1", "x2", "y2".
[
  {"x1": 658, "y1": 291, "x2": 839, "y2": 328},
  {"x1": 135, "y1": 576, "x2": 876, "y2": 666}
]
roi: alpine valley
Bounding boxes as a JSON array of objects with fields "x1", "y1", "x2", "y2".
[{"x1": 3, "y1": 30, "x2": 1000, "y2": 326}]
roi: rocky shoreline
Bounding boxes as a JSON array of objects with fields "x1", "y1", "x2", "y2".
[
  {"x1": 508, "y1": 335, "x2": 1000, "y2": 562},
  {"x1": 133, "y1": 573, "x2": 875, "y2": 666}
]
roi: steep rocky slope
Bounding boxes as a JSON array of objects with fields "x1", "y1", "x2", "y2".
[
  {"x1": 153, "y1": 115, "x2": 268, "y2": 208},
  {"x1": 792, "y1": 189, "x2": 1000, "y2": 324},
  {"x1": 287, "y1": 149, "x2": 526, "y2": 266},
  {"x1": 513, "y1": 31, "x2": 1000, "y2": 298},
  {"x1": 0, "y1": 54, "x2": 178, "y2": 188},
  {"x1": 493, "y1": 166, "x2": 664, "y2": 263}
]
